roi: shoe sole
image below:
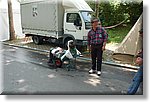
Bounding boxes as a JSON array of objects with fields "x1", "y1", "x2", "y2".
[{"x1": 97, "y1": 74, "x2": 101, "y2": 76}]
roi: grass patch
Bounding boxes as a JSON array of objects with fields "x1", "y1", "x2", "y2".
[{"x1": 106, "y1": 24, "x2": 132, "y2": 43}]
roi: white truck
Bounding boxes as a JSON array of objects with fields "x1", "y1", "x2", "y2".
[{"x1": 20, "y1": 0, "x2": 93, "y2": 47}]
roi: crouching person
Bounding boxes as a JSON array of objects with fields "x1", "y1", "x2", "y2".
[{"x1": 47, "y1": 47, "x2": 63, "y2": 66}]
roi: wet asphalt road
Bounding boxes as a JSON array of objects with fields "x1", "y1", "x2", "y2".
[{"x1": 1, "y1": 44, "x2": 136, "y2": 95}]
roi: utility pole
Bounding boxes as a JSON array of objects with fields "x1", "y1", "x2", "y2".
[
  {"x1": 95, "y1": 0, "x2": 99, "y2": 18},
  {"x1": 8, "y1": 0, "x2": 16, "y2": 40}
]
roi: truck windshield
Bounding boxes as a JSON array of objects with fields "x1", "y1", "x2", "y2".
[{"x1": 81, "y1": 11, "x2": 92, "y2": 29}]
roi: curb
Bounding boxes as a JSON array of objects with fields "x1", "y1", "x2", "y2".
[
  {"x1": 3, "y1": 42, "x2": 49, "y2": 53},
  {"x1": 2, "y1": 42, "x2": 139, "y2": 70},
  {"x1": 77, "y1": 57, "x2": 139, "y2": 70}
]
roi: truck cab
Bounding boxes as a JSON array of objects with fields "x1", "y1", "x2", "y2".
[
  {"x1": 64, "y1": 10, "x2": 92, "y2": 46},
  {"x1": 62, "y1": 0, "x2": 93, "y2": 47}
]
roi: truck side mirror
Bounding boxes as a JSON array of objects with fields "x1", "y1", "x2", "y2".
[
  {"x1": 74, "y1": 20, "x2": 82, "y2": 27},
  {"x1": 79, "y1": 26, "x2": 81, "y2": 30}
]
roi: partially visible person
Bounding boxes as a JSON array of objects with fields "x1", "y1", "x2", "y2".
[
  {"x1": 87, "y1": 17, "x2": 108, "y2": 76},
  {"x1": 127, "y1": 29, "x2": 143, "y2": 95},
  {"x1": 47, "y1": 47, "x2": 63, "y2": 66}
]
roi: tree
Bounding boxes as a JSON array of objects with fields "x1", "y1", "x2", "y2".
[
  {"x1": 86, "y1": 0, "x2": 143, "y2": 27},
  {"x1": 8, "y1": 0, "x2": 16, "y2": 40},
  {"x1": 95, "y1": 0, "x2": 99, "y2": 18}
]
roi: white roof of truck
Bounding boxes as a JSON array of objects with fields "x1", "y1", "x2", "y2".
[
  {"x1": 20, "y1": 0, "x2": 45, "y2": 4},
  {"x1": 63, "y1": 0, "x2": 93, "y2": 12},
  {"x1": 20, "y1": 0, "x2": 93, "y2": 12}
]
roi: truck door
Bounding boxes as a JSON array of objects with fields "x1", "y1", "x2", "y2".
[{"x1": 64, "y1": 13, "x2": 83, "y2": 40}]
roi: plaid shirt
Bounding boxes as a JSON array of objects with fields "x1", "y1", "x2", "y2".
[{"x1": 88, "y1": 27, "x2": 108, "y2": 46}]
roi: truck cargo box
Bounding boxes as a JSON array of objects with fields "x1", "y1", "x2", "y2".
[{"x1": 21, "y1": 0, "x2": 64, "y2": 36}]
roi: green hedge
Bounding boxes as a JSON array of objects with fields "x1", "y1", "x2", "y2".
[{"x1": 87, "y1": 0, "x2": 143, "y2": 27}]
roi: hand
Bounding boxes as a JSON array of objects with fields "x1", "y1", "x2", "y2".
[
  {"x1": 88, "y1": 46, "x2": 91, "y2": 57},
  {"x1": 137, "y1": 49, "x2": 142, "y2": 54},
  {"x1": 88, "y1": 45, "x2": 91, "y2": 52},
  {"x1": 102, "y1": 45, "x2": 105, "y2": 51},
  {"x1": 135, "y1": 57, "x2": 143, "y2": 65}
]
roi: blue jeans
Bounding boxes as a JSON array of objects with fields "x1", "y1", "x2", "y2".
[{"x1": 127, "y1": 66, "x2": 143, "y2": 95}]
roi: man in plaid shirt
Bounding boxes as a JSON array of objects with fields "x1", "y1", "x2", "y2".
[{"x1": 88, "y1": 18, "x2": 108, "y2": 76}]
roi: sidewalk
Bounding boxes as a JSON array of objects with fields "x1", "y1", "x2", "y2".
[{"x1": 2, "y1": 38, "x2": 139, "y2": 69}]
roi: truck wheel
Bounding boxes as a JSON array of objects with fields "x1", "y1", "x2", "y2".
[{"x1": 32, "y1": 36, "x2": 42, "y2": 45}]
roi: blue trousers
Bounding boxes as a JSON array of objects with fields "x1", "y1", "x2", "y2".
[{"x1": 127, "y1": 66, "x2": 143, "y2": 95}]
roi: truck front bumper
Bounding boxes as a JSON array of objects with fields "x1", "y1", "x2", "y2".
[{"x1": 76, "y1": 40, "x2": 88, "y2": 46}]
